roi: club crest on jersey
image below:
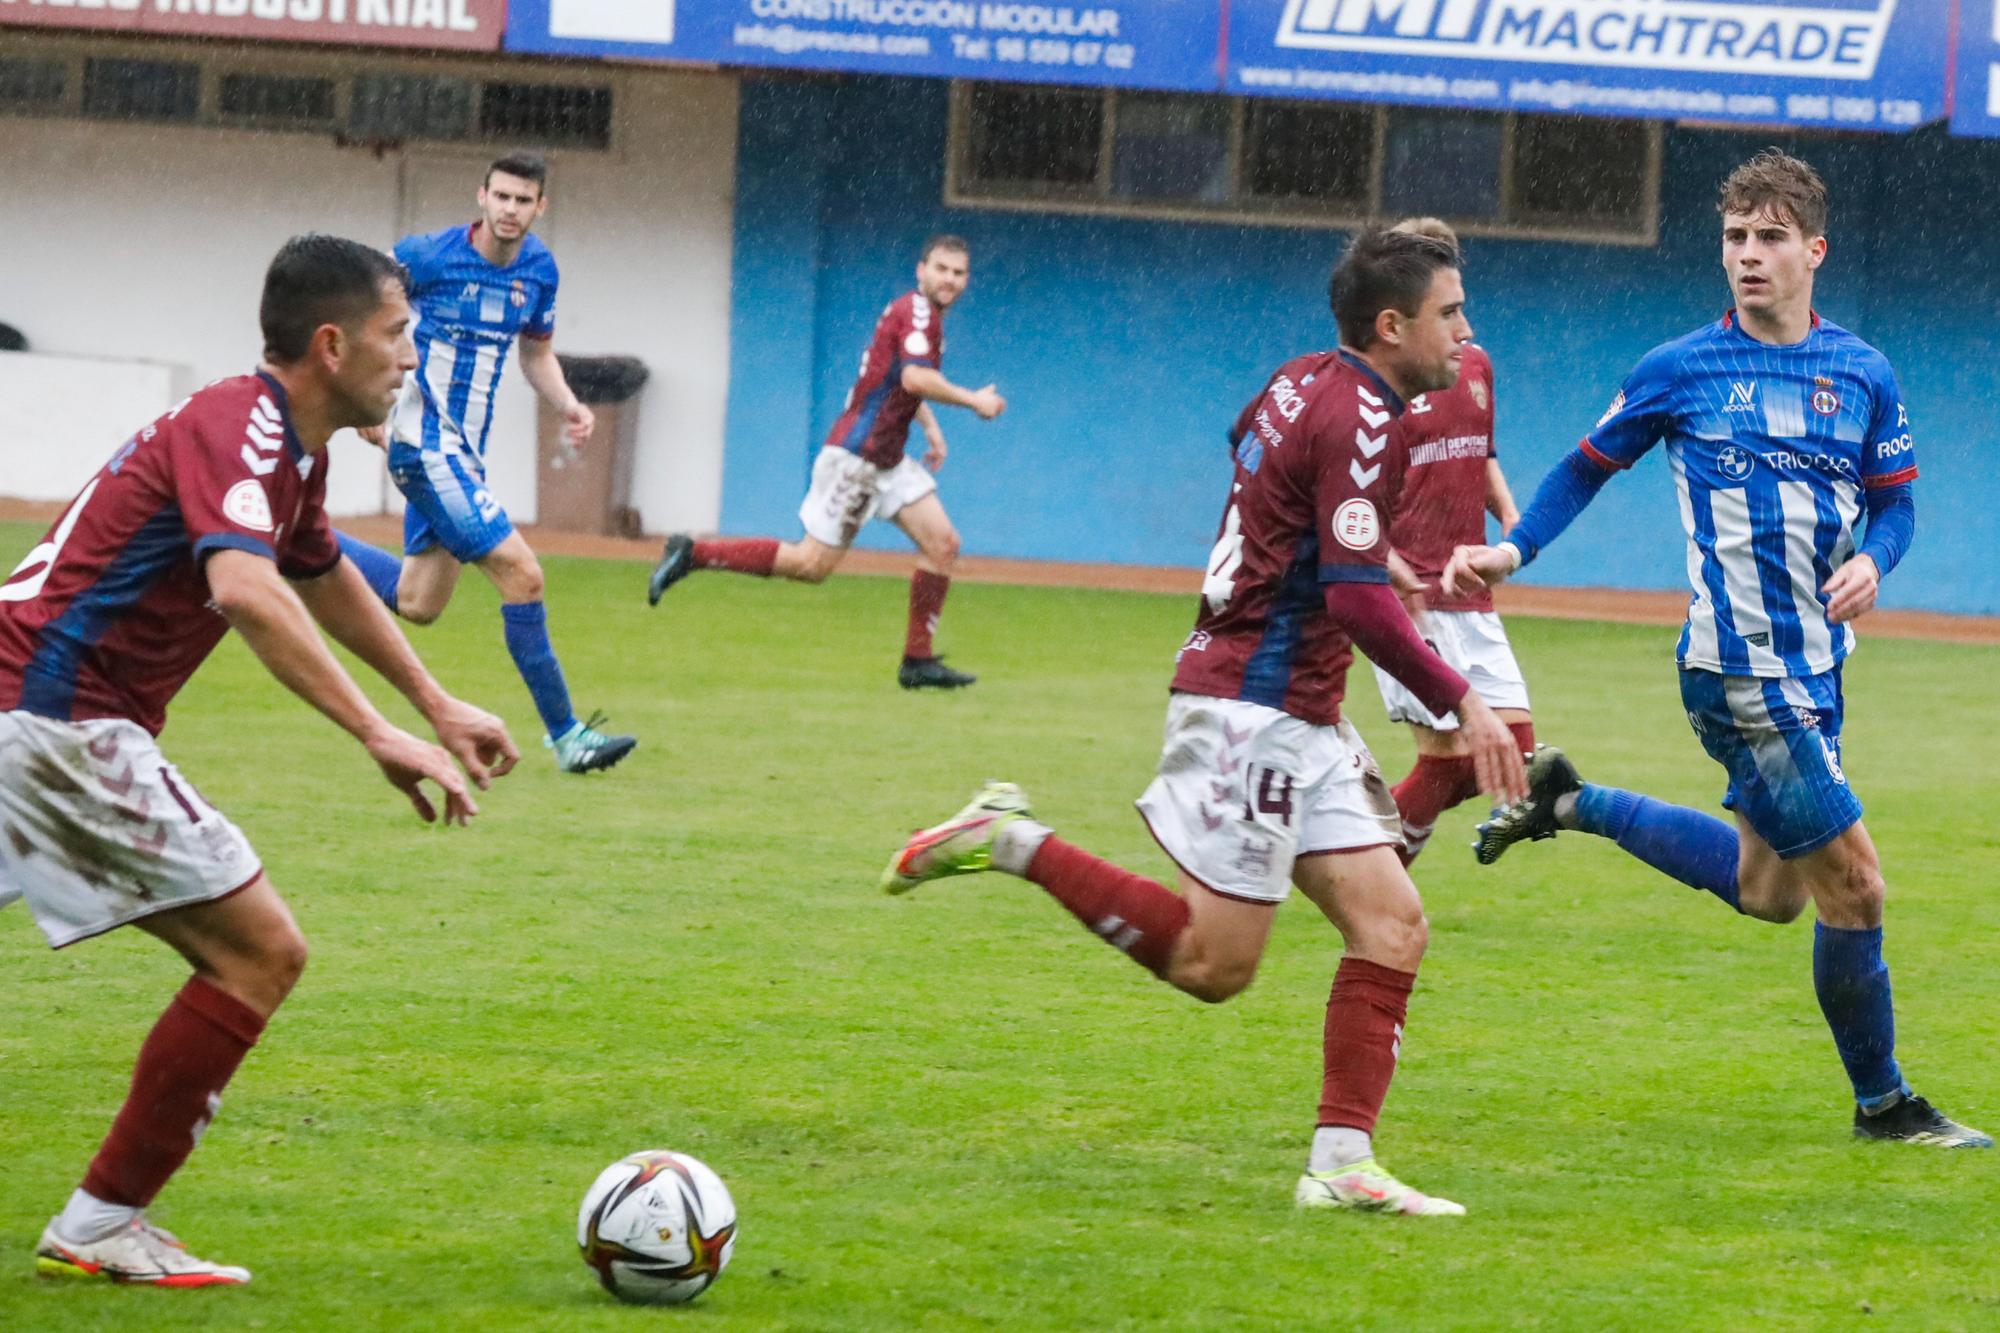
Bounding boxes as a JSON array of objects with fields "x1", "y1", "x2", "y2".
[
  {"x1": 223, "y1": 479, "x2": 274, "y2": 532},
  {"x1": 510, "y1": 280, "x2": 527, "y2": 308},
  {"x1": 1331, "y1": 498, "x2": 1380, "y2": 551},
  {"x1": 904, "y1": 330, "x2": 931, "y2": 357},
  {"x1": 1716, "y1": 445, "x2": 1755, "y2": 482},
  {"x1": 1811, "y1": 388, "x2": 1840, "y2": 415},
  {"x1": 1469, "y1": 378, "x2": 1488, "y2": 410}
]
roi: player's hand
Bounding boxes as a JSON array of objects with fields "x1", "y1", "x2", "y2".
[
  {"x1": 1823, "y1": 554, "x2": 1880, "y2": 624},
  {"x1": 563, "y1": 401, "x2": 596, "y2": 448},
  {"x1": 1387, "y1": 551, "x2": 1427, "y2": 616},
  {"x1": 1443, "y1": 543, "x2": 1516, "y2": 599},
  {"x1": 427, "y1": 697, "x2": 520, "y2": 787},
  {"x1": 923, "y1": 433, "x2": 948, "y2": 472},
  {"x1": 365, "y1": 727, "x2": 478, "y2": 826},
  {"x1": 357, "y1": 424, "x2": 388, "y2": 450},
  {"x1": 1456, "y1": 694, "x2": 1527, "y2": 806},
  {"x1": 968, "y1": 385, "x2": 1006, "y2": 420}
]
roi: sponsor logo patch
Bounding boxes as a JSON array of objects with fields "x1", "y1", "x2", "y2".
[{"x1": 1716, "y1": 444, "x2": 1755, "y2": 482}]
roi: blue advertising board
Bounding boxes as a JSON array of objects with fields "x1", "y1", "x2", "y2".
[
  {"x1": 1952, "y1": 0, "x2": 2000, "y2": 135},
  {"x1": 1225, "y1": 0, "x2": 1951, "y2": 131},
  {"x1": 505, "y1": 0, "x2": 1222, "y2": 91}
]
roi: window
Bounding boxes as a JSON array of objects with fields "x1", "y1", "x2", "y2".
[
  {"x1": 219, "y1": 73, "x2": 337, "y2": 127},
  {"x1": 947, "y1": 83, "x2": 1660, "y2": 243},
  {"x1": 349, "y1": 73, "x2": 474, "y2": 142},
  {"x1": 480, "y1": 81, "x2": 613, "y2": 149},
  {"x1": 82, "y1": 57, "x2": 199, "y2": 123},
  {"x1": 0, "y1": 58, "x2": 65, "y2": 111}
]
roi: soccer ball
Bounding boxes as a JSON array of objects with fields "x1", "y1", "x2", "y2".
[{"x1": 577, "y1": 1150, "x2": 737, "y2": 1305}]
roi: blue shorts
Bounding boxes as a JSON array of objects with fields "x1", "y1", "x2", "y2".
[
  {"x1": 1679, "y1": 667, "x2": 1863, "y2": 860},
  {"x1": 388, "y1": 442, "x2": 514, "y2": 563}
]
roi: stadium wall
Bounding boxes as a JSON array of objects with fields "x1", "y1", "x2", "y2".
[
  {"x1": 721, "y1": 76, "x2": 1999, "y2": 617},
  {"x1": 0, "y1": 51, "x2": 737, "y2": 535}
]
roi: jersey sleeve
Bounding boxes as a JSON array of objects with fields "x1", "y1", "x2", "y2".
[
  {"x1": 1860, "y1": 359, "x2": 1916, "y2": 489},
  {"x1": 173, "y1": 400, "x2": 289, "y2": 566},
  {"x1": 1580, "y1": 342, "x2": 1678, "y2": 470},
  {"x1": 895, "y1": 298, "x2": 942, "y2": 372},
  {"x1": 392, "y1": 232, "x2": 431, "y2": 286},
  {"x1": 1228, "y1": 373, "x2": 1277, "y2": 449},
  {"x1": 1310, "y1": 393, "x2": 1394, "y2": 585},
  {"x1": 524, "y1": 256, "x2": 559, "y2": 341}
]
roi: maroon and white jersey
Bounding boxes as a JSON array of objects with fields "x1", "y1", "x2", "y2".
[
  {"x1": 1176, "y1": 351, "x2": 1409, "y2": 726},
  {"x1": 0, "y1": 373, "x2": 340, "y2": 736},
  {"x1": 1396, "y1": 343, "x2": 1496, "y2": 613},
  {"x1": 823, "y1": 290, "x2": 945, "y2": 469}
]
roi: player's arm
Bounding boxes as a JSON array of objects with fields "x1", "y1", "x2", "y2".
[
  {"x1": 1444, "y1": 348, "x2": 1674, "y2": 597},
  {"x1": 292, "y1": 556, "x2": 519, "y2": 781},
  {"x1": 519, "y1": 336, "x2": 594, "y2": 447},
  {"x1": 204, "y1": 550, "x2": 480, "y2": 825},
  {"x1": 1825, "y1": 375, "x2": 1919, "y2": 624},
  {"x1": 914, "y1": 401, "x2": 948, "y2": 470},
  {"x1": 900, "y1": 365, "x2": 1004, "y2": 420}
]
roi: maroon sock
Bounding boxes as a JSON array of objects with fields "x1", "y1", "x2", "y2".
[
  {"x1": 905, "y1": 570, "x2": 950, "y2": 660},
  {"x1": 82, "y1": 977, "x2": 265, "y2": 1208},
  {"x1": 1317, "y1": 957, "x2": 1415, "y2": 1133},
  {"x1": 1508, "y1": 720, "x2": 1537, "y2": 758},
  {"x1": 692, "y1": 537, "x2": 779, "y2": 577},
  {"x1": 1024, "y1": 836, "x2": 1190, "y2": 977},
  {"x1": 1390, "y1": 755, "x2": 1479, "y2": 864}
]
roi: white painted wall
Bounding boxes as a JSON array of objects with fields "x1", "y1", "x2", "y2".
[
  {"x1": 0, "y1": 47, "x2": 737, "y2": 532},
  {"x1": 0, "y1": 352, "x2": 182, "y2": 500}
]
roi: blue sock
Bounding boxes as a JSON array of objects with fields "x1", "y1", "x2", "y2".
[
  {"x1": 1813, "y1": 923, "x2": 1907, "y2": 1107},
  {"x1": 1572, "y1": 783, "x2": 1741, "y2": 910},
  {"x1": 500, "y1": 601, "x2": 577, "y2": 739},
  {"x1": 335, "y1": 531, "x2": 403, "y2": 614}
]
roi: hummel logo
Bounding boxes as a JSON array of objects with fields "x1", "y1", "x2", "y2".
[
  {"x1": 241, "y1": 395, "x2": 285, "y2": 476},
  {"x1": 1350, "y1": 459, "x2": 1382, "y2": 489},
  {"x1": 1357, "y1": 385, "x2": 1383, "y2": 408},
  {"x1": 1407, "y1": 395, "x2": 1433, "y2": 415},
  {"x1": 1355, "y1": 428, "x2": 1387, "y2": 459},
  {"x1": 1359, "y1": 403, "x2": 1390, "y2": 429}
]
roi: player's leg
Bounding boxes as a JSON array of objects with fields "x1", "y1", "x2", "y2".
[
  {"x1": 390, "y1": 547, "x2": 463, "y2": 626},
  {"x1": 1290, "y1": 720, "x2": 1463, "y2": 1216},
  {"x1": 648, "y1": 448, "x2": 867, "y2": 602},
  {"x1": 879, "y1": 779, "x2": 1269, "y2": 1001},
  {"x1": 333, "y1": 530, "x2": 409, "y2": 614},
  {"x1": 890, "y1": 489, "x2": 973, "y2": 689},
  {"x1": 1377, "y1": 612, "x2": 1530, "y2": 862},
  {"x1": 475, "y1": 531, "x2": 635, "y2": 773}
]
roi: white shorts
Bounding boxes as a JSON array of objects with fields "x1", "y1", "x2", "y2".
[
  {"x1": 0, "y1": 712, "x2": 262, "y2": 949},
  {"x1": 1134, "y1": 695, "x2": 1402, "y2": 905},
  {"x1": 1372, "y1": 609, "x2": 1530, "y2": 732},
  {"x1": 797, "y1": 446, "x2": 938, "y2": 548}
]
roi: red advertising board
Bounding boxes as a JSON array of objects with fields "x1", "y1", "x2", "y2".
[{"x1": 0, "y1": 0, "x2": 505, "y2": 51}]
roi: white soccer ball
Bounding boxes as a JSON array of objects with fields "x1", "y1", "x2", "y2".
[{"x1": 577, "y1": 1150, "x2": 737, "y2": 1305}]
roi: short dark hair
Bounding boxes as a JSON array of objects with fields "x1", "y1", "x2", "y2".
[
  {"x1": 1718, "y1": 149, "x2": 1827, "y2": 237},
  {"x1": 260, "y1": 234, "x2": 406, "y2": 364},
  {"x1": 921, "y1": 233, "x2": 970, "y2": 263},
  {"x1": 486, "y1": 151, "x2": 549, "y2": 194},
  {"x1": 1328, "y1": 224, "x2": 1460, "y2": 350}
]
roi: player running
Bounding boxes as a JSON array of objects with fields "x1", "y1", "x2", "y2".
[
  {"x1": 3, "y1": 235, "x2": 518, "y2": 1286},
  {"x1": 333, "y1": 152, "x2": 635, "y2": 773},
  {"x1": 882, "y1": 226, "x2": 1526, "y2": 1215},
  {"x1": 1446, "y1": 150, "x2": 1986, "y2": 1148},
  {"x1": 1227, "y1": 217, "x2": 1534, "y2": 864},
  {"x1": 646, "y1": 235, "x2": 1005, "y2": 690}
]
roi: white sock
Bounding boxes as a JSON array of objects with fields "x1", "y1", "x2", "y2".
[
  {"x1": 56, "y1": 1188, "x2": 138, "y2": 1243},
  {"x1": 1308, "y1": 1126, "x2": 1374, "y2": 1173},
  {"x1": 991, "y1": 818, "x2": 1052, "y2": 876}
]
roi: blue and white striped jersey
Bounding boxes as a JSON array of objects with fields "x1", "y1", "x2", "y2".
[
  {"x1": 388, "y1": 223, "x2": 559, "y2": 460},
  {"x1": 1584, "y1": 312, "x2": 1916, "y2": 678}
]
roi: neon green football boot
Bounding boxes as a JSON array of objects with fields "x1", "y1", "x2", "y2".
[
  {"x1": 880, "y1": 781, "x2": 1034, "y2": 895},
  {"x1": 1294, "y1": 1158, "x2": 1466, "y2": 1217}
]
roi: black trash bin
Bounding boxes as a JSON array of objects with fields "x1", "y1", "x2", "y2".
[{"x1": 538, "y1": 354, "x2": 649, "y2": 537}]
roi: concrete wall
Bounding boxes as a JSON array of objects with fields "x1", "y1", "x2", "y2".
[
  {"x1": 0, "y1": 44, "x2": 738, "y2": 533},
  {"x1": 722, "y1": 75, "x2": 1999, "y2": 616}
]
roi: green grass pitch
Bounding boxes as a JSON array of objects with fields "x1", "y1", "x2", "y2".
[{"x1": 2, "y1": 522, "x2": 1997, "y2": 1330}]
